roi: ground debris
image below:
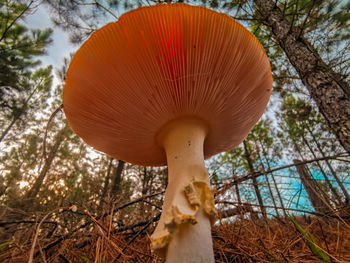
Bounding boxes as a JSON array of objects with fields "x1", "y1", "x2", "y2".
[{"x1": 1, "y1": 213, "x2": 349, "y2": 263}]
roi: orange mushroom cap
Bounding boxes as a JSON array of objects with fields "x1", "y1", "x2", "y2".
[{"x1": 63, "y1": 3, "x2": 272, "y2": 166}]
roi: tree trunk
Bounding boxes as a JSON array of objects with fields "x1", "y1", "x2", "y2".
[
  {"x1": 98, "y1": 157, "x2": 113, "y2": 210},
  {"x1": 259, "y1": 139, "x2": 287, "y2": 217},
  {"x1": 141, "y1": 167, "x2": 149, "y2": 196},
  {"x1": 232, "y1": 173, "x2": 247, "y2": 220},
  {"x1": 293, "y1": 159, "x2": 333, "y2": 215},
  {"x1": 110, "y1": 160, "x2": 125, "y2": 197},
  {"x1": 269, "y1": 169, "x2": 286, "y2": 217},
  {"x1": 233, "y1": 173, "x2": 242, "y2": 206},
  {"x1": 301, "y1": 134, "x2": 343, "y2": 206},
  {"x1": 257, "y1": 151, "x2": 279, "y2": 217},
  {"x1": 243, "y1": 140, "x2": 267, "y2": 219},
  {"x1": 25, "y1": 124, "x2": 68, "y2": 200},
  {"x1": 0, "y1": 117, "x2": 17, "y2": 143},
  {"x1": 254, "y1": 0, "x2": 350, "y2": 153},
  {"x1": 292, "y1": 139, "x2": 312, "y2": 207},
  {"x1": 306, "y1": 126, "x2": 350, "y2": 204}
]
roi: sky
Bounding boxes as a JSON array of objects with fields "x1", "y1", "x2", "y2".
[
  {"x1": 24, "y1": 4, "x2": 77, "y2": 87},
  {"x1": 19, "y1": 2, "x2": 350, "y2": 213}
]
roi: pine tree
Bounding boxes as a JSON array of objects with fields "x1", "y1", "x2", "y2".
[
  {"x1": 1, "y1": 66, "x2": 53, "y2": 143},
  {"x1": 0, "y1": 0, "x2": 53, "y2": 143},
  {"x1": 248, "y1": 120, "x2": 286, "y2": 217},
  {"x1": 252, "y1": 0, "x2": 350, "y2": 152},
  {"x1": 278, "y1": 95, "x2": 350, "y2": 206}
]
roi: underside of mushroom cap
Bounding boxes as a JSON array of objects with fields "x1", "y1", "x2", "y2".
[{"x1": 63, "y1": 3, "x2": 273, "y2": 166}]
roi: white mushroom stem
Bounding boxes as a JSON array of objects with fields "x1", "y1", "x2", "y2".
[{"x1": 151, "y1": 118, "x2": 215, "y2": 263}]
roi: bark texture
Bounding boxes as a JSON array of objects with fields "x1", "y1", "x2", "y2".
[
  {"x1": 294, "y1": 159, "x2": 333, "y2": 215},
  {"x1": 110, "y1": 160, "x2": 125, "y2": 196},
  {"x1": 306, "y1": 126, "x2": 350, "y2": 204},
  {"x1": 254, "y1": 0, "x2": 350, "y2": 153},
  {"x1": 301, "y1": 134, "x2": 343, "y2": 205},
  {"x1": 243, "y1": 140, "x2": 267, "y2": 219},
  {"x1": 98, "y1": 157, "x2": 113, "y2": 210}
]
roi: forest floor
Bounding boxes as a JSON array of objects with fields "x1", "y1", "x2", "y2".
[{"x1": 1, "y1": 209, "x2": 350, "y2": 263}]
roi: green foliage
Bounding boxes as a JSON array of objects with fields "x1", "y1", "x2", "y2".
[
  {"x1": 277, "y1": 94, "x2": 339, "y2": 154},
  {"x1": 0, "y1": 240, "x2": 14, "y2": 258},
  {"x1": 220, "y1": 118, "x2": 281, "y2": 174},
  {"x1": 0, "y1": 3, "x2": 349, "y2": 259},
  {"x1": 211, "y1": 171, "x2": 219, "y2": 183},
  {"x1": 0, "y1": 1, "x2": 53, "y2": 145},
  {"x1": 0, "y1": 0, "x2": 52, "y2": 93},
  {"x1": 81, "y1": 256, "x2": 93, "y2": 263},
  {"x1": 0, "y1": 65, "x2": 53, "y2": 144},
  {"x1": 289, "y1": 216, "x2": 331, "y2": 263},
  {"x1": 0, "y1": 240, "x2": 14, "y2": 249}
]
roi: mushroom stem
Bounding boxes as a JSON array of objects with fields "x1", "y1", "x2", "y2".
[{"x1": 152, "y1": 118, "x2": 215, "y2": 263}]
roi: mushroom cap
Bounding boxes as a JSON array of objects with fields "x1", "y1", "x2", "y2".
[{"x1": 63, "y1": 3, "x2": 272, "y2": 166}]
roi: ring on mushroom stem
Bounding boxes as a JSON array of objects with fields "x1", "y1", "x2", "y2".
[{"x1": 63, "y1": 3, "x2": 272, "y2": 263}]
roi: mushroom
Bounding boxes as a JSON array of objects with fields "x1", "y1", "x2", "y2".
[{"x1": 63, "y1": 3, "x2": 272, "y2": 263}]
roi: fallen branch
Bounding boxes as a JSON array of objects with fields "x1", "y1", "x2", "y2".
[
  {"x1": 217, "y1": 153, "x2": 350, "y2": 194},
  {"x1": 113, "y1": 213, "x2": 161, "y2": 262},
  {"x1": 217, "y1": 201, "x2": 350, "y2": 219},
  {"x1": 113, "y1": 191, "x2": 165, "y2": 212},
  {"x1": 0, "y1": 220, "x2": 57, "y2": 227},
  {"x1": 35, "y1": 192, "x2": 165, "y2": 257},
  {"x1": 114, "y1": 218, "x2": 156, "y2": 234},
  {"x1": 42, "y1": 104, "x2": 63, "y2": 163}
]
